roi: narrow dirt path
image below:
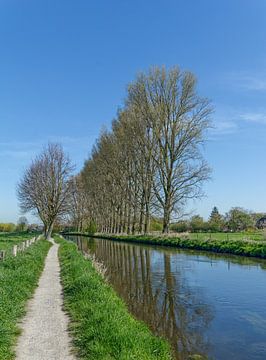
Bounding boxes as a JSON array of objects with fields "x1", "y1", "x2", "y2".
[{"x1": 16, "y1": 240, "x2": 75, "y2": 360}]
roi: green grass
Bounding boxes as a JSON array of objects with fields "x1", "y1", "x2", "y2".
[
  {"x1": 188, "y1": 231, "x2": 264, "y2": 242},
  {"x1": 66, "y1": 232, "x2": 266, "y2": 259},
  {"x1": 0, "y1": 239, "x2": 51, "y2": 360},
  {"x1": 0, "y1": 232, "x2": 37, "y2": 253},
  {"x1": 57, "y1": 236, "x2": 172, "y2": 360}
]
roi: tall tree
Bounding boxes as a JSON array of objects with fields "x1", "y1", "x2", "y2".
[
  {"x1": 225, "y1": 207, "x2": 253, "y2": 232},
  {"x1": 208, "y1": 206, "x2": 224, "y2": 232},
  {"x1": 69, "y1": 175, "x2": 89, "y2": 232},
  {"x1": 17, "y1": 143, "x2": 74, "y2": 239},
  {"x1": 128, "y1": 67, "x2": 212, "y2": 232}
]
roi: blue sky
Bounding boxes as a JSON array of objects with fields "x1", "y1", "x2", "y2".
[{"x1": 0, "y1": 0, "x2": 266, "y2": 222}]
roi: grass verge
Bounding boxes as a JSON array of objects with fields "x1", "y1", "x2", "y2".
[
  {"x1": 57, "y1": 236, "x2": 172, "y2": 360},
  {"x1": 0, "y1": 239, "x2": 51, "y2": 360},
  {"x1": 66, "y1": 233, "x2": 266, "y2": 259}
]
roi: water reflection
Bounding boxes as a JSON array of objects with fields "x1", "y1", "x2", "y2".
[
  {"x1": 74, "y1": 236, "x2": 213, "y2": 359},
  {"x1": 68, "y1": 236, "x2": 266, "y2": 360}
]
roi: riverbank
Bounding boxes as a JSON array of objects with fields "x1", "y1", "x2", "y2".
[
  {"x1": 56, "y1": 236, "x2": 172, "y2": 360},
  {"x1": 0, "y1": 239, "x2": 51, "y2": 360},
  {"x1": 64, "y1": 232, "x2": 266, "y2": 259}
]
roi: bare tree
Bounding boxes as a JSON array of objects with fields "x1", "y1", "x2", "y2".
[
  {"x1": 128, "y1": 67, "x2": 212, "y2": 232},
  {"x1": 17, "y1": 143, "x2": 74, "y2": 239},
  {"x1": 68, "y1": 175, "x2": 90, "y2": 232}
]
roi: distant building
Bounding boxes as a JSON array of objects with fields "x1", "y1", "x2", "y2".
[{"x1": 256, "y1": 216, "x2": 266, "y2": 229}]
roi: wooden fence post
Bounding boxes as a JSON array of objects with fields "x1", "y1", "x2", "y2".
[
  {"x1": 0, "y1": 250, "x2": 6, "y2": 261},
  {"x1": 13, "y1": 245, "x2": 18, "y2": 257}
]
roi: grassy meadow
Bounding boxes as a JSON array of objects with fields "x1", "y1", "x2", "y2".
[
  {"x1": 0, "y1": 232, "x2": 36, "y2": 253},
  {"x1": 187, "y1": 231, "x2": 265, "y2": 242}
]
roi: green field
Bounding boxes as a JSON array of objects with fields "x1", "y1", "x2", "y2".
[
  {"x1": 0, "y1": 232, "x2": 36, "y2": 254},
  {"x1": 187, "y1": 231, "x2": 265, "y2": 242}
]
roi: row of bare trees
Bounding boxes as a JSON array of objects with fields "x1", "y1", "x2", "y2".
[
  {"x1": 77, "y1": 66, "x2": 212, "y2": 234},
  {"x1": 17, "y1": 66, "x2": 211, "y2": 237}
]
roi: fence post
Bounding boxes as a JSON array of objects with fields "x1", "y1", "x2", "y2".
[
  {"x1": 13, "y1": 245, "x2": 18, "y2": 257},
  {"x1": 0, "y1": 250, "x2": 6, "y2": 261}
]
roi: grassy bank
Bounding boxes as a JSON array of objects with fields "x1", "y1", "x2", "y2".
[
  {"x1": 57, "y1": 237, "x2": 172, "y2": 360},
  {"x1": 0, "y1": 232, "x2": 36, "y2": 252},
  {"x1": 65, "y1": 232, "x2": 266, "y2": 259},
  {"x1": 0, "y1": 239, "x2": 51, "y2": 360}
]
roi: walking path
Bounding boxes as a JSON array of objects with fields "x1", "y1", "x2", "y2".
[{"x1": 16, "y1": 240, "x2": 75, "y2": 360}]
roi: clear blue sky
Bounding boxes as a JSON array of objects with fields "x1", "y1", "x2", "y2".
[{"x1": 0, "y1": 0, "x2": 266, "y2": 222}]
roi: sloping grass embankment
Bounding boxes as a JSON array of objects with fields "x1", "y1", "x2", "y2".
[
  {"x1": 0, "y1": 239, "x2": 51, "y2": 360},
  {"x1": 57, "y1": 237, "x2": 172, "y2": 360}
]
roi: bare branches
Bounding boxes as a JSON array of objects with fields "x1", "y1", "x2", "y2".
[
  {"x1": 17, "y1": 143, "x2": 74, "y2": 239},
  {"x1": 79, "y1": 66, "x2": 212, "y2": 234}
]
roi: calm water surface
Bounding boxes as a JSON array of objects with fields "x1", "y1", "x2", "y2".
[{"x1": 67, "y1": 235, "x2": 266, "y2": 360}]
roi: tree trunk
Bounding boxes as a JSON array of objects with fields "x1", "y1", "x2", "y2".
[
  {"x1": 162, "y1": 207, "x2": 170, "y2": 233},
  {"x1": 45, "y1": 222, "x2": 54, "y2": 240},
  {"x1": 144, "y1": 202, "x2": 150, "y2": 234}
]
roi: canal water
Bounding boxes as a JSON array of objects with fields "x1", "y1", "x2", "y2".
[{"x1": 66, "y1": 235, "x2": 266, "y2": 360}]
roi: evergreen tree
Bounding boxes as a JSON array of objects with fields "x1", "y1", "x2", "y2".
[{"x1": 208, "y1": 206, "x2": 223, "y2": 232}]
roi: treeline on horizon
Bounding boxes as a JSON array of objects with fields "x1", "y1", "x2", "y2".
[
  {"x1": 70, "y1": 66, "x2": 212, "y2": 234},
  {"x1": 170, "y1": 206, "x2": 265, "y2": 233},
  {"x1": 0, "y1": 216, "x2": 32, "y2": 233}
]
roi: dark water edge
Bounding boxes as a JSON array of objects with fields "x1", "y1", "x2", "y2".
[{"x1": 66, "y1": 235, "x2": 266, "y2": 360}]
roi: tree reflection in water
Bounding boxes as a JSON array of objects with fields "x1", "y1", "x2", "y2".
[{"x1": 79, "y1": 237, "x2": 214, "y2": 360}]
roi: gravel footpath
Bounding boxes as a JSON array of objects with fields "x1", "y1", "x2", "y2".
[{"x1": 15, "y1": 240, "x2": 76, "y2": 360}]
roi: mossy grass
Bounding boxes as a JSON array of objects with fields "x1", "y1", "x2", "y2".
[
  {"x1": 66, "y1": 232, "x2": 266, "y2": 259},
  {"x1": 57, "y1": 236, "x2": 172, "y2": 360},
  {"x1": 0, "y1": 239, "x2": 51, "y2": 360}
]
